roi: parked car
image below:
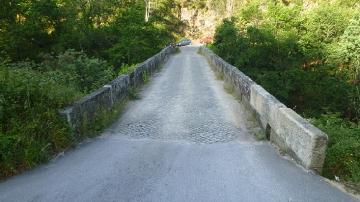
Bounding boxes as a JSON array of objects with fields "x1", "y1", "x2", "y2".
[{"x1": 177, "y1": 39, "x2": 191, "y2": 46}]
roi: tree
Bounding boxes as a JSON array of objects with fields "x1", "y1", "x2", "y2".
[{"x1": 337, "y1": 12, "x2": 360, "y2": 119}]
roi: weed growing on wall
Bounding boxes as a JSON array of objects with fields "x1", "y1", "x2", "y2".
[{"x1": 76, "y1": 100, "x2": 129, "y2": 139}]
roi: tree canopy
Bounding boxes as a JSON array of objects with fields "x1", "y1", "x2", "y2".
[{"x1": 211, "y1": 0, "x2": 360, "y2": 185}]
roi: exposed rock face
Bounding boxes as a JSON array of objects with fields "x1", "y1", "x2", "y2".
[
  {"x1": 180, "y1": 7, "x2": 219, "y2": 40},
  {"x1": 177, "y1": 0, "x2": 320, "y2": 41},
  {"x1": 176, "y1": 0, "x2": 241, "y2": 41}
]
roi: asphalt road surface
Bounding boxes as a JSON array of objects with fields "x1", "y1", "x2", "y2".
[{"x1": 0, "y1": 46, "x2": 357, "y2": 202}]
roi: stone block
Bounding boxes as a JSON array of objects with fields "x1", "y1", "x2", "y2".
[
  {"x1": 108, "y1": 75, "x2": 130, "y2": 104},
  {"x1": 250, "y1": 84, "x2": 286, "y2": 128},
  {"x1": 200, "y1": 46, "x2": 328, "y2": 172},
  {"x1": 270, "y1": 107, "x2": 328, "y2": 172},
  {"x1": 60, "y1": 45, "x2": 175, "y2": 135}
]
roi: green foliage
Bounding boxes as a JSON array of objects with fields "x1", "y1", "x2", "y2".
[
  {"x1": 238, "y1": 1, "x2": 263, "y2": 25},
  {"x1": 41, "y1": 50, "x2": 115, "y2": 93},
  {"x1": 76, "y1": 99, "x2": 127, "y2": 139},
  {"x1": 335, "y1": 12, "x2": 360, "y2": 120},
  {"x1": 337, "y1": 11, "x2": 360, "y2": 81},
  {"x1": 118, "y1": 64, "x2": 138, "y2": 75},
  {"x1": 0, "y1": 65, "x2": 79, "y2": 176},
  {"x1": 0, "y1": 0, "x2": 62, "y2": 61},
  {"x1": 107, "y1": 1, "x2": 182, "y2": 68},
  {"x1": 0, "y1": 52, "x2": 113, "y2": 176},
  {"x1": 299, "y1": 4, "x2": 352, "y2": 61},
  {"x1": 213, "y1": 19, "x2": 240, "y2": 65},
  {"x1": 213, "y1": 1, "x2": 359, "y2": 117},
  {"x1": 182, "y1": 0, "x2": 207, "y2": 9},
  {"x1": 212, "y1": 0, "x2": 360, "y2": 183},
  {"x1": 214, "y1": 20, "x2": 302, "y2": 70},
  {"x1": 244, "y1": 66, "x2": 350, "y2": 117},
  {"x1": 312, "y1": 114, "x2": 360, "y2": 182},
  {"x1": 128, "y1": 87, "x2": 141, "y2": 100},
  {"x1": 0, "y1": 0, "x2": 182, "y2": 178},
  {"x1": 0, "y1": 0, "x2": 181, "y2": 64}
]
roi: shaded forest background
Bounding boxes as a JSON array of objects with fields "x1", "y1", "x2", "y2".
[
  {"x1": 0, "y1": 0, "x2": 183, "y2": 178},
  {"x1": 1, "y1": 0, "x2": 360, "y2": 190},
  {"x1": 210, "y1": 0, "x2": 360, "y2": 186}
]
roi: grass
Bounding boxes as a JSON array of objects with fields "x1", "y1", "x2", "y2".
[
  {"x1": 128, "y1": 87, "x2": 141, "y2": 100},
  {"x1": 214, "y1": 71, "x2": 224, "y2": 80},
  {"x1": 78, "y1": 99, "x2": 128, "y2": 138},
  {"x1": 142, "y1": 70, "x2": 150, "y2": 84},
  {"x1": 0, "y1": 55, "x2": 164, "y2": 179},
  {"x1": 223, "y1": 82, "x2": 235, "y2": 95},
  {"x1": 118, "y1": 64, "x2": 138, "y2": 75},
  {"x1": 246, "y1": 126, "x2": 266, "y2": 140}
]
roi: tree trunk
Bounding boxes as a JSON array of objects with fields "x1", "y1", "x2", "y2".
[
  {"x1": 226, "y1": 0, "x2": 233, "y2": 17},
  {"x1": 144, "y1": 0, "x2": 150, "y2": 22}
]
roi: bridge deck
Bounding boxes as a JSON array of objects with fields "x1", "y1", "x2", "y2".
[{"x1": 0, "y1": 46, "x2": 355, "y2": 202}]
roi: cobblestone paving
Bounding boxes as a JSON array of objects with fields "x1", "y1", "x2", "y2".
[
  {"x1": 0, "y1": 46, "x2": 356, "y2": 202},
  {"x1": 111, "y1": 46, "x2": 256, "y2": 144}
]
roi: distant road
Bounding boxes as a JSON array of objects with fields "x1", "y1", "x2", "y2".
[{"x1": 0, "y1": 46, "x2": 356, "y2": 202}]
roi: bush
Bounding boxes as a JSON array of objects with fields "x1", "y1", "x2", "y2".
[
  {"x1": 212, "y1": 1, "x2": 360, "y2": 184},
  {"x1": 105, "y1": 2, "x2": 177, "y2": 68},
  {"x1": 244, "y1": 66, "x2": 351, "y2": 117},
  {"x1": 212, "y1": 1, "x2": 358, "y2": 118},
  {"x1": 213, "y1": 19, "x2": 240, "y2": 65},
  {"x1": 0, "y1": 66, "x2": 80, "y2": 177},
  {"x1": 214, "y1": 11, "x2": 303, "y2": 71},
  {"x1": 312, "y1": 114, "x2": 360, "y2": 182},
  {"x1": 41, "y1": 50, "x2": 115, "y2": 93},
  {"x1": 334, "y1": 11, "x2": 360, "y2": 120},
  {"x1": 0, "y1": 0, "x2": 183, "y2": 178},
  {"x1": 0, "y1": 49, "x2": 116, "y2": 177},
  {"x1": 0, "y1": 0, "x2": 181, "y2": 65},
  {"x1": 299, "y1": 4, "x2": 352, "y2": 62},
  {"x1": 118, "y1": 64, "x2": 137, "y2": 75}
]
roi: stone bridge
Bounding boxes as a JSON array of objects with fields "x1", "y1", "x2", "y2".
[{"x1": 0, "y1": 46, "x2": 356, "y2": 201}]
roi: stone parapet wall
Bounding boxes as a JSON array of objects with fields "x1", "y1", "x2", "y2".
[
  {"x1": 199, "y1": 46, "x2": 328, "y2": 173},
  {"x1": 60, "y1": 46, "x2": 175, "y2": 137}
]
